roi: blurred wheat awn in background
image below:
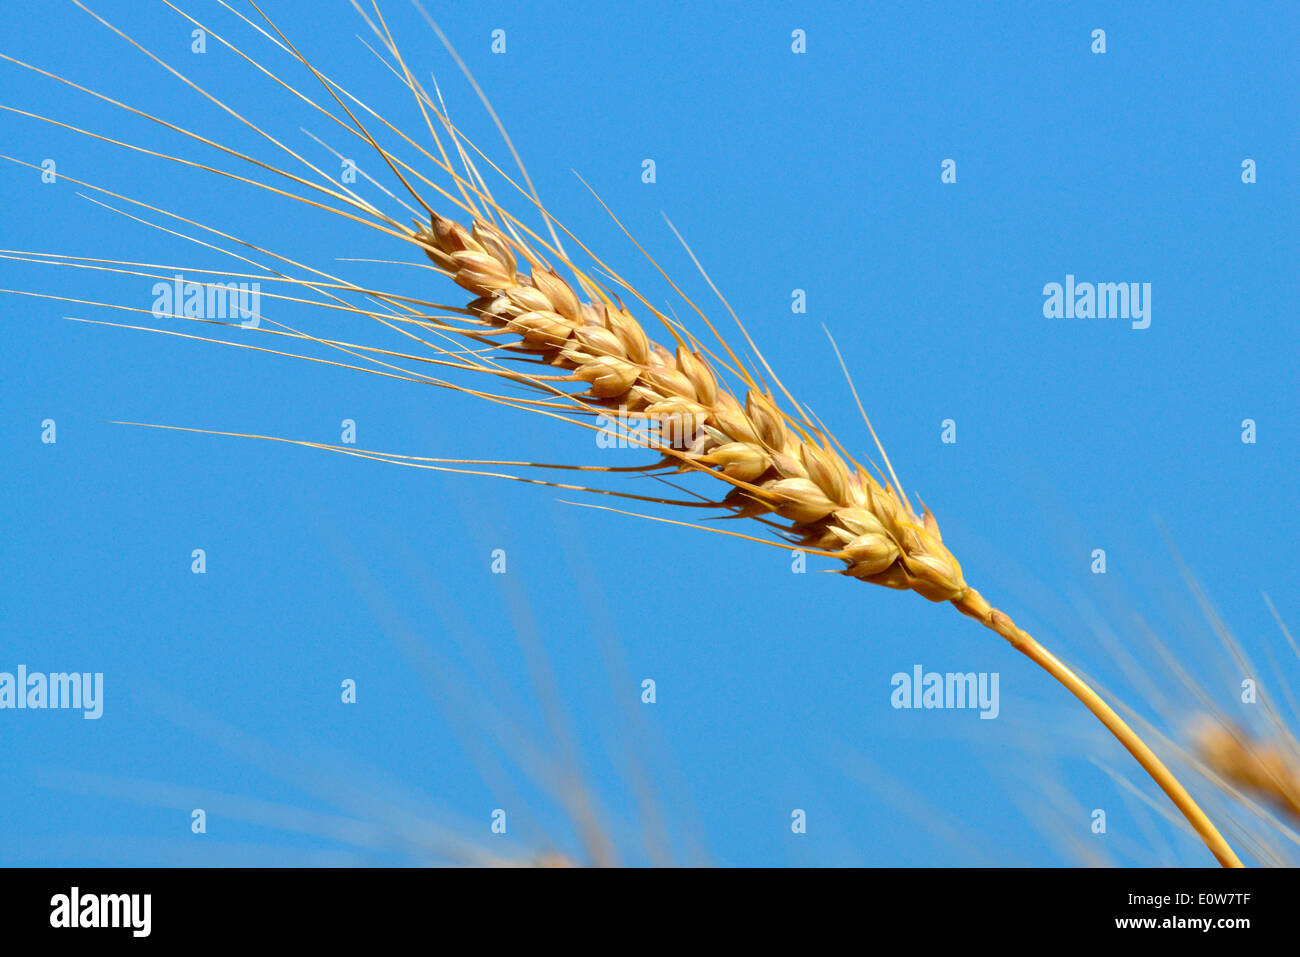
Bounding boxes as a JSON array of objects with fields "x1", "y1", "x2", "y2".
[
  {"x1": 4, "y1": 0, "x2": 1285, "y2": 867},
  {"x1": 31, "y1": 542, "x2": 701, "y2": 867}
]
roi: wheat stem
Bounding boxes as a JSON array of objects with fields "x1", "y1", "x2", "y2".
[{"x1": 952, "y1": 589, "x2": 1243, "y2": 868}]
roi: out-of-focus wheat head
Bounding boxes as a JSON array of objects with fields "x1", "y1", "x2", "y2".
[{"x1": 1193, "y1": 721, "x2": 1300, "y2": 826}]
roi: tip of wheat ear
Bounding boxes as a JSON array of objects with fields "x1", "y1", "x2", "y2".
[{"x1": 415, "y1": 212, "x2": 969, "y2": 603}]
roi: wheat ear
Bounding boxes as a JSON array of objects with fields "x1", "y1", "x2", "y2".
[{"x1": 408, "y1": 204, "x2": 1242, "y2": 867}]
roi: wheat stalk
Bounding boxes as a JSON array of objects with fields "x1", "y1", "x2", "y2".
[{"x1": 3, "y1": 0, "x2": 1244, "y2": 867}]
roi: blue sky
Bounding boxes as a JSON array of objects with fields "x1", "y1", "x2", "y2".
[{"x1": 2, "y1": 0, "x2": 1297, "y2": 866}]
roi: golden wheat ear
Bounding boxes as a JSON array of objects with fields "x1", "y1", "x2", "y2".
[
  {"x1": 384, "y1": 120, "x2": 1246, "y2": 864},
  {"x1": 5, "y1": 0, "x2": 1243, "y2": 866}
]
